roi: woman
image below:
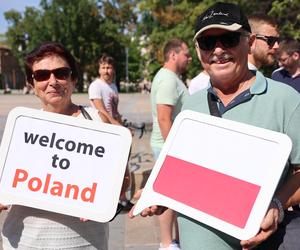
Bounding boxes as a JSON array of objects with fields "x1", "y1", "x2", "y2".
[{"x1": 0, "y1": 42, "x2": 129, "y2": 249}]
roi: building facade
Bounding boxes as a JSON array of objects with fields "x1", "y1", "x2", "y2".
[{"x1": 0, "y1": 46, "x2": 26, "y2": 91}]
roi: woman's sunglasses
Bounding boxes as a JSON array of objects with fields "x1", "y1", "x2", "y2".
[
  {"x1": 196, "y1": 32, "x2": 246, "y2": 51},
  {"x1": 32, "y1": 67, "x2": 72, "y2": 82},
  {"x1": 255, "y1": 34, "x2": 280, "y2": 48}
]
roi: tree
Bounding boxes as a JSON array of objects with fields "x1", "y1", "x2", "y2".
[
  {"x1": 4, "y1": 0, "x2": 138, "y2": 91},
  {"x1": 100, "y1": 0, "x2": 143, "y2": 86},
  {"x1": 269, "y1": 0, "x2": 300, "y2": 40},
  {"x1": 4, "y1": 0, "x2": 299, "y2": 90},
  {"x1": 136, "y1": 0, "x2": 212, "y2": 81},
  {"x1": 136, "y1": 0, "x2": 300, "y2": 82}
]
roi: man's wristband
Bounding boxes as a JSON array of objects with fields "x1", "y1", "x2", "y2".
[{"x1": 271, "y1": 197, "x2": 284, "y2": 223}]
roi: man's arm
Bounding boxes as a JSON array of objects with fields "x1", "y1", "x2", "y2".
[
  {"x1": 277, "y1": 166, "x2": 300, "y2": 208},
  {"x1": 157, "y1": 104, "x2": 174, "y2": 140},
  {"x1": 91, "y1": 98, "x2": 107, "y2": 114},
  {"x1": 241, "y1": 165, "x2": 300, "y2": 249},
  {"x1": 91, "y1": 99, "x2": 121, "y2": 125}
]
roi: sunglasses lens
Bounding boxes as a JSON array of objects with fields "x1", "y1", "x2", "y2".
[
  {"x1": 32, "y1": 67, "x2": 71, "y2": 81},
  {"x1": 197, "y1": 36, "x2": 216, "y2": 51},
  {"x1": 33, "y1": 70, "x2": 51, "y2": 81},
  {"x1": 267, "y1": 37, "x2": 278, "y2": 47},
  {"x1": 53, "y1": 67, "x2": 72, "y2": 80},
  {"x1": 197, "y1": 32, "x2": 241, "y2": 51},
  {"x1": 220, "y1": 32, "x2": 241, "y2": 48},
  {"x1": 256, "y1": 35, "x2": 280, "y2": 47}
]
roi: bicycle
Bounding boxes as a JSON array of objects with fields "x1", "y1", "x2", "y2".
[{"x1": 122, "y1": 119, "x2": 146, "y2": 139}]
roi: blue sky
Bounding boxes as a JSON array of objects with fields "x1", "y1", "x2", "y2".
[{"x1": 0, "y1": 0, "x2": 40, "y2": 34}]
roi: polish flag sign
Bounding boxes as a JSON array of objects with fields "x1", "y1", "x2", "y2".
[{"x1": 133, "y1": 110, "x2": 291, "y2": 240}]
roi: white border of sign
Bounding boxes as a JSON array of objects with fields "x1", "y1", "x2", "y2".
[
  {"x1": 0, "y1": 107, "x2": 132, "y2": 222},
  {"x1": 133, "y1": 110, "x2": 292, "y2": 240}
]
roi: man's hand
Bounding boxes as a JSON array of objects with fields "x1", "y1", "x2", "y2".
[
  {"x1": 128, "y1": 189, "x2": 167, "y2": 218},
  {"x1": 240, "y1": 205, "x2": 280, "y2": 249}
]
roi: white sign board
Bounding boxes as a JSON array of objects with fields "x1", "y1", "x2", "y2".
[
  {"x1": 0, "y1": 107, "x2": 132, "y2": 222},
  {"x1": 133, "y1": 110, "x2": 291, "y2": 240}
]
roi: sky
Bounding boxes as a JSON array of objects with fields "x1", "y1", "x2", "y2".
[{"x1": 0, "y1": 0, "x2": 40, "y2": 34}]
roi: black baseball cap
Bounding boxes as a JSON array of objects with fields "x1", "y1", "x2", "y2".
[{"x1": 194, "y1": 2, "x2": 251, "y2": 40}]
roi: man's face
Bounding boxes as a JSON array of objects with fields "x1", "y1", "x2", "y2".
[
  {"x1": 196, "y1": 29, "x2": 250, "y2": 84},
  {"x1": 278, "y1": 51, "x2": 298, "y2": 73},
  {"x1": 99, "y1": 63, "x2": 115, "y2": 83},
  {"x1": 175, "y1": 43, "x2": 191, "y2": 74},
  {"x1": 251, "y1": 24, "x2": 279, "y2": 67}
]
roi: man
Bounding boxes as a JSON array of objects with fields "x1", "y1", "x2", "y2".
[
  {"x1": 188, "y1": 13, "x2": 280, "y2": 96},
  {"x1": 272, "y1": 39, "x2": 300, "y2": 93},
  {"x1": 248, "y1": 13, "x2": 280, "y2": 70},
  {"x1": 88, "y1": 53, "x2": 122, "y2": 124},
  {"x1": 132, "y1": 3, "x2": 300, "y2": 250},
  {"x1": 150, "y1": 38, "x2": 191, "y2": 250},
  {"x1": 88, "y1": 53, "x2": 132, "y2": 208},
  {"x1": 180, "y1": 3, "x2": 300, "y2": 249}
]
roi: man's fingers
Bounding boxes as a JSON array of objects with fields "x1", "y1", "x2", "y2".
[
  {"x1": 240, "y1": 223, "x2": 277, "y2": 249},
  {"x1": 132, "y1": 189, "x2": 143, "y2": 200},
  {"x1": 141, "y1": 207, "x2": 154, "y2": 217}
]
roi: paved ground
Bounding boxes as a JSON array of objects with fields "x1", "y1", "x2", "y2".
[{"x1": 0, "y1": 92, "x2": 160, "y2": 250}]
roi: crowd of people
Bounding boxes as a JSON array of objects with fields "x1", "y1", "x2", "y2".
[
  {"x1": 0, "y1": 1, "x2": 300, "y2": 250},
  {"x1": 135, "y1": 2, "x2": 300, "y2": 250}
]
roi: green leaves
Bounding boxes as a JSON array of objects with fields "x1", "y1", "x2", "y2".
[{"x1": 2, "y1": 0, "x2": 299, "y2": 91}]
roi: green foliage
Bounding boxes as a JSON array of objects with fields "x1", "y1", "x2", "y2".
[
  {"x1": 4, "y1": 0, "x2": 140, "y2": 91},
  {"x1": 136, "y1": 0, "x2": 211, "y2": 80},
  {"x1": 3, "y1": 0, "x2": 300, "y2": 90},
  {"x1": 136, "y1": 0, "x2": 300, "y2": 81},
  {"x1": 269, "y1": 0, "x2": 300, "y2": 40}
]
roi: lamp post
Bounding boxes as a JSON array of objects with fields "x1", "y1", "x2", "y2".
[
  {"x1": 0, "y1": 48, "x2": 3, "y2": 90},
  {"x1": 125, "y1": 47, "x2": 129, "y2": 83}
]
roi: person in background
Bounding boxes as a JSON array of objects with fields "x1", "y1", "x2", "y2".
[
  {"x1": 0, "y1": 42, "x2": 130, "y2": 250},
  {"x1": 88, "y1": 53, "x2": 122, "y2": 125},
  {"x1": 150, "y1": 38, "x2": 191, "y2": 250},
  {"x1": 188, "y1": 70, "x2": 209, "y2": 95},
  {"x1": 272, "y1": 39, "x2": 300, "y2": 93},
  {"x1": 248, "y1": 13, "x2": 280, "y2": 70},
  {"x1": 89, "y1": 53, "x2": 134, "y2": 209}
]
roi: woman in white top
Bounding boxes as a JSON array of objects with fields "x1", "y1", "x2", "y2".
[{"x1": 0, "y1": 42, "x2": 130, "y2": 249}]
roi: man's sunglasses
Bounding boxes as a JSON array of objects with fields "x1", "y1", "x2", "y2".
[
  {"x1": 196, "y1": 32, "x2": 246, "y2": 51},
  {"x1": 255, "y1": 34, "x2": 280, "y2": 47},
  {"x1": 32, "y1": 67, "x2": 72, "y2": 82}
]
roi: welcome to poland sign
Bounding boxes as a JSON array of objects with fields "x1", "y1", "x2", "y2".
[
  {"x1": 0, "y1": 107, "x2": 132, "y2": 222},
  {"x1": 133, "y1": 110, "x2": 291, "y2": 240}
]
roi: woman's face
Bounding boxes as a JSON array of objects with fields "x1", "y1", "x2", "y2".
[{"x1": 32, "y1": 55, "x2": 75, "y2": 108}]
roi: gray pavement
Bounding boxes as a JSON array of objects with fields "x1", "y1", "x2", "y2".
[{"x1": 0, "y1": 92, "x2": 160, "y2": 250}]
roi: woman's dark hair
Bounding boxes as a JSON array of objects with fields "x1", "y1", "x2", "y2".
[{"x1": 25, "y1": 42, "x2": 78, "y2": 85}]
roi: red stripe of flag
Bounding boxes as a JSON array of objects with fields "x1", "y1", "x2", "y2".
[{"x1": 153, "y1": 155, "x2": 261, "y2": 228}]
